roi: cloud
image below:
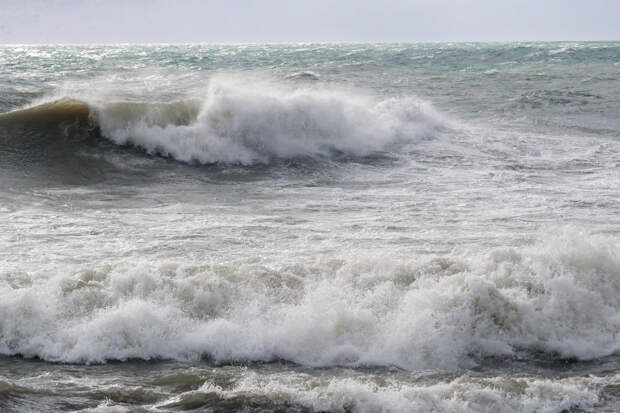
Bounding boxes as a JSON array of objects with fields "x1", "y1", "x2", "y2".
[{"x1": 0, "y1": 0, "x2": 618, "y2": 44}]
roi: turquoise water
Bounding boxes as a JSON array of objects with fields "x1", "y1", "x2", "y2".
[{"x1": 0, "y1": 43, "x2": 619, "y2": 412}]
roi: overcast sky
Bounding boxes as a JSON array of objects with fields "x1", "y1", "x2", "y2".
[{"x1": 1, "y1": 0, "x2": 619, "y2": 44}]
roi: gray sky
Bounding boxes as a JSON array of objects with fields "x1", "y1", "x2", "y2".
[{"x1": 1, "y1": 0, "x2": 619, "y2": 44}]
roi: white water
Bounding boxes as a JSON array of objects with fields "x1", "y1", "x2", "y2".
[
  {"x1": 158, "y1": 372, "x2": 612, "y2": 413},
  {"x1": 3, "y1": 43, "x2": 620, "y2": 411},
  {"x1": 92, "y1": 77, "x2": 446, "y2": 164},
  {"x1": 1, "y1": 228, "x2": 618, "y2": 367}
]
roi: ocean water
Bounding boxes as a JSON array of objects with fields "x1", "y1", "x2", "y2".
[{"x1": 0, "y1": 42, "x2": 619, "y2": 412}]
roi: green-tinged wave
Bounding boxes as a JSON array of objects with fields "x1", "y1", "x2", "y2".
[{"x1": 0, "y1": 78, "x2": 446, "y2": 165}]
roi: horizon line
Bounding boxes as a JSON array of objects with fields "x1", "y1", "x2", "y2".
[{"x1": 1, "y1": 39, "x2": 620, "y2": 47}]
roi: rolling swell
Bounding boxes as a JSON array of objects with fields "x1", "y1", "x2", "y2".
[{"x1": 0, "y1": 78, "x2": 445, "y2": 166}]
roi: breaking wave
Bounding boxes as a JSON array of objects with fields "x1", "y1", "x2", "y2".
[
  {"x1": 0, "y1": 77, "x2": 446, "y2": 165},
  {"x1": 0, "y1": 228, "x2": 618, "y2": 368}
]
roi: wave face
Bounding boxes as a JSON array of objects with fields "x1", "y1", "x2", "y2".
[
  {"x1": 0, "y1": 99, "x2": 200, "y2": 130},
  {"x1": 0, "y1": 77, "x2": 444, "y2": 165},
  {"x1": 1, "y1": 229, "x2": 618, "y2": 367},
  {"x1": 0, "y1": 99, "x2": 91, "y2": 127}
]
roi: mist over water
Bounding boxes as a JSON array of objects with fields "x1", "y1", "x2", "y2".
[{"x1": 1, "y1": 43, "x2": 619, "y2": 412}]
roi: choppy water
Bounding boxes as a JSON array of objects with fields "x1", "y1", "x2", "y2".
[{"x1": 1, "y1": 43, "x2": 619, "y2": 412}]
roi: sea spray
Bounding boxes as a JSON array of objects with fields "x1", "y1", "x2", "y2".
[
  {"x1": 96, "y1": 76, "x2": 446, "y2": 164},
  {"x1": 1, "y1": 76, "x2": 447, "y2": 164}
]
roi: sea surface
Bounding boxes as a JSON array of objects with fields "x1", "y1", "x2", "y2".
[{"x1": 0, "y1": 43, "x2": 619, "y2": 412}]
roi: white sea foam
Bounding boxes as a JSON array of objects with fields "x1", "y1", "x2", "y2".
[
  {"x1": 156, "y1": 372, "x2": 610, "y2": 413},
  {"x1": 0, "y1": 228, "x2": 618, "y2": 367},
  {"x1": 91, "y1": 76, "x2": 445, "y2": 164}
]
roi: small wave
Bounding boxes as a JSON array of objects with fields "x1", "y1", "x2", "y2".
[
  {"x1": 155, "y1": 373, "x2": 606, "y2": 413},
  {"x1": 0, "y1": 377, "x2": 35, "y2": 397},
  {"x1": 514, "y1": 89, "x2": 603, "y2": 108},
  {"x1": 285, "y1": 71, "x2": 320, "y2": 81}
]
